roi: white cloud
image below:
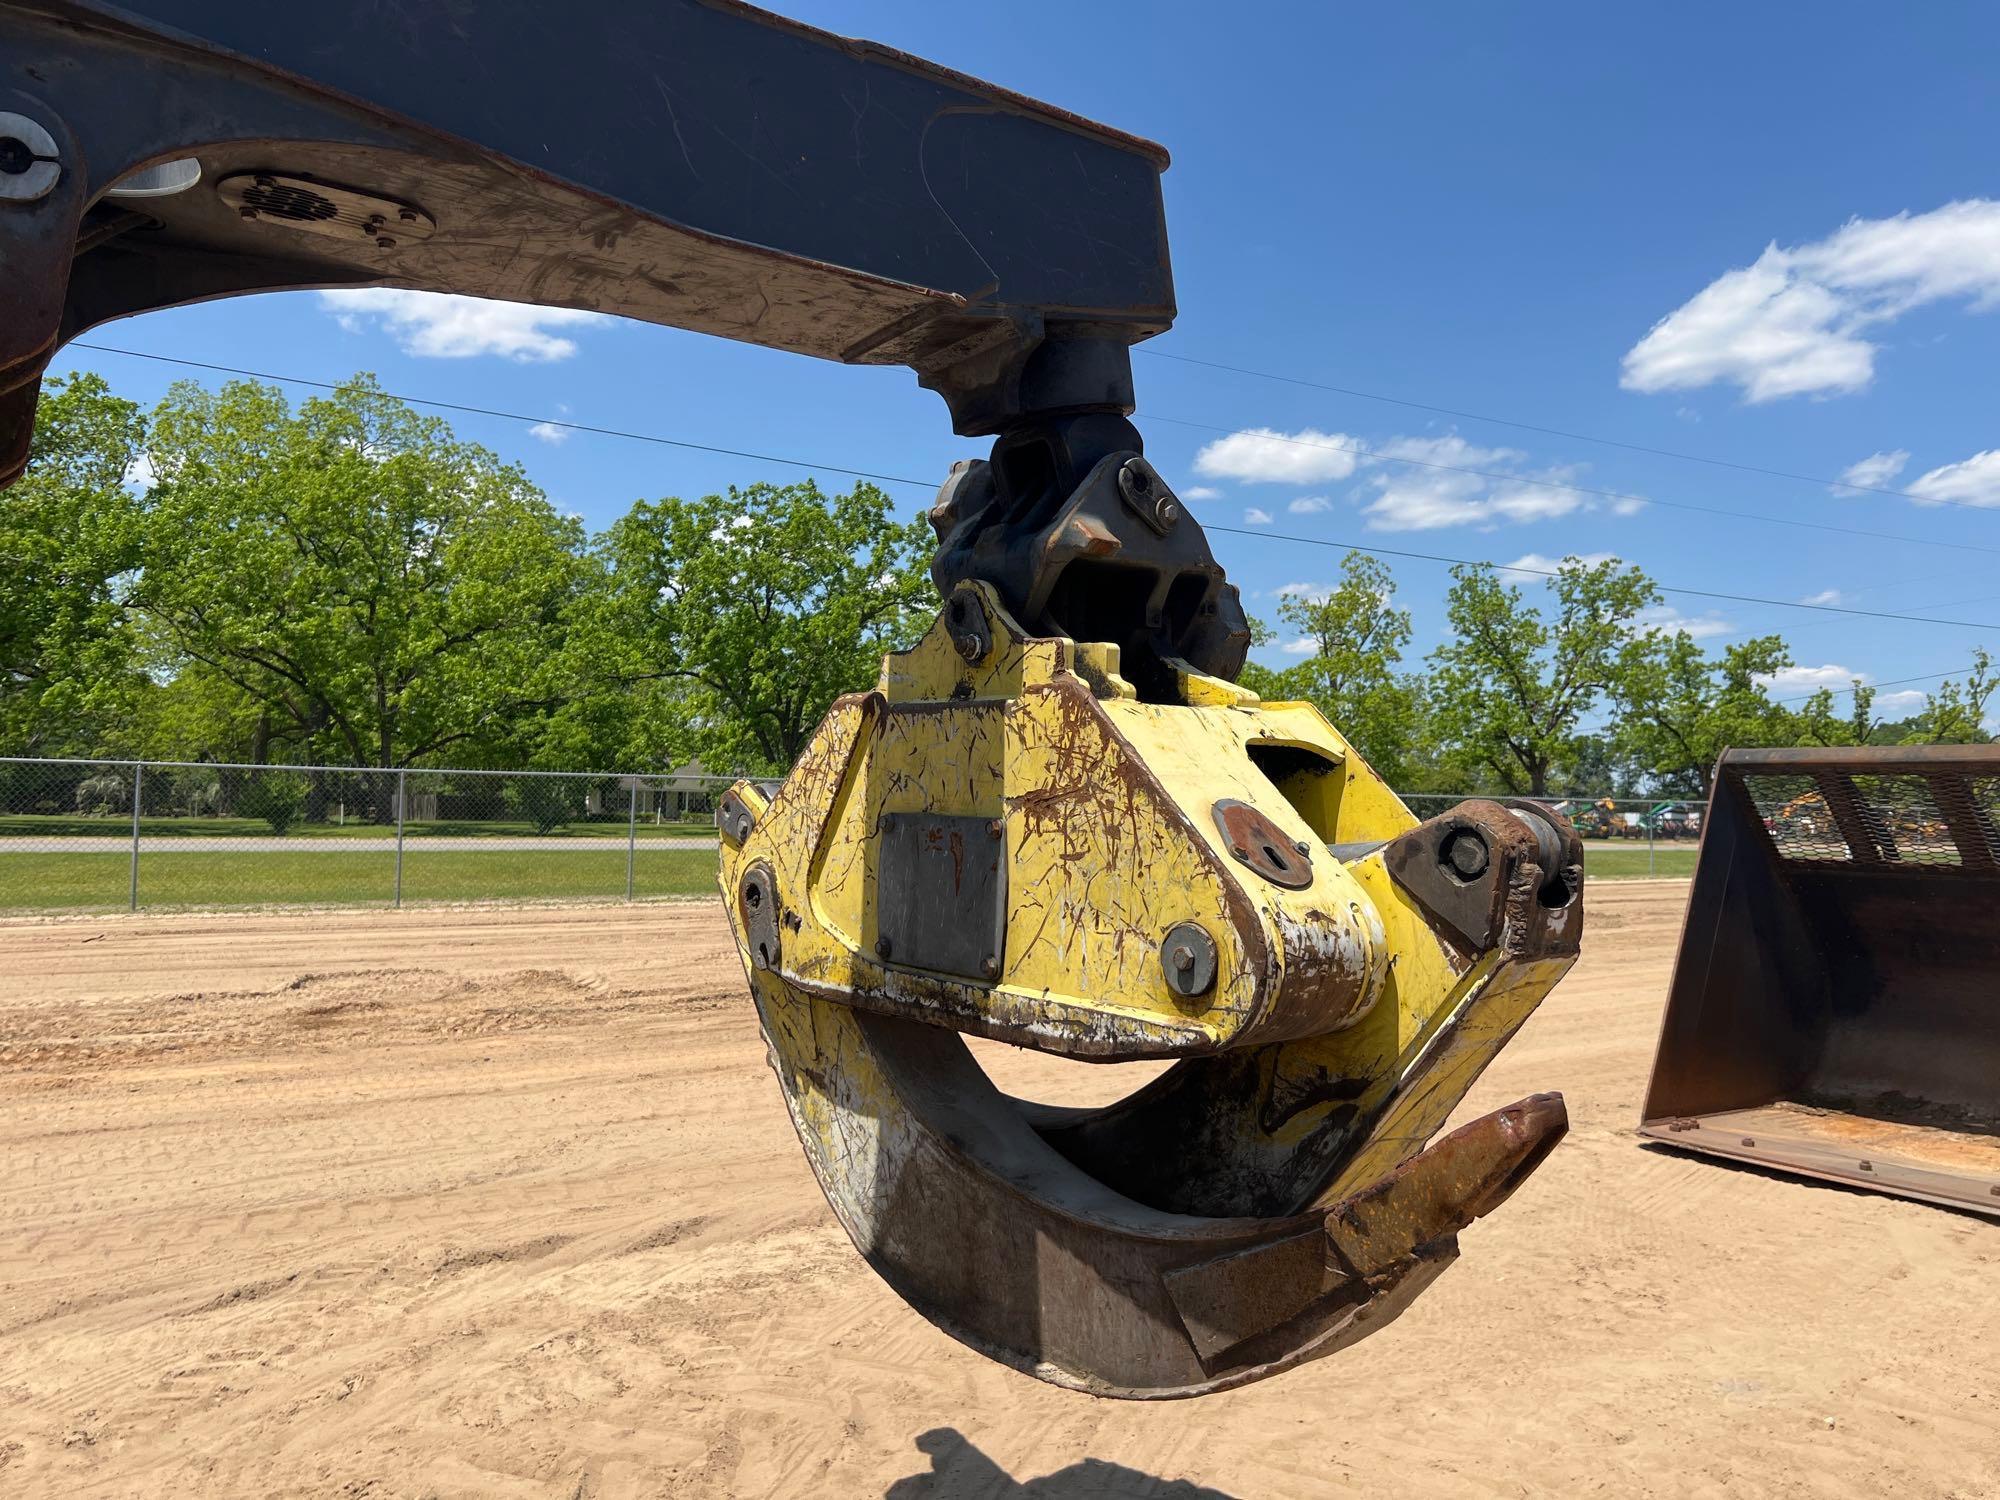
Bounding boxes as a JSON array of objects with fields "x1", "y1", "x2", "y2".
[
  {"x1": 1906, "y1": 449, "x2": 2000, "y2": 507},
  {"x1": 1756, "y1": 663, "x2": 1861, "y2": 695},
  {"x1": 122, "y1": 452, "x2": 157, "y2": 492},
  {"x1": 1621, "y1": 200, "x2": 2000, "y2": 401},
  {"x1": 1356, "y1": 436, "x2": 1588, "y2": 532},
  {"x1": 1243, "y1": 507, "x2": 1274, "y2": 526},
  {"x1": 1832, "y1": 449, "x2": 1909, "y2": 494},
  {"x1": 527, "y1": 421, "x2": 570, "y2": 445},
  {"x1": 1275, "y1": 581, "x2": 1324, "y2": 598},
  {"x1": 1637, "y1": 605, "x2": 1733, "y2": 641},
  {"x1": 1201, "y1": 424, "x2": 1641, "y2": 533},
  {"x1": 1499, "y1": 551, "x2": 1619, "y2": 577},
  {"x1": 1193, "y1": 427, "x2": 1362, "y2": 485},
  {"x1": 1181, "y1": 485, "x2": 1222, "y2": 501},
  {"x1": 319, "y1": 289, "x2": 609, "y2": 361},
  {"x1": 1876, "y1": 689, "x2": 1928, "y2": 711},
  {"x1": 1799, "y1": 588, "x2": 1844, "y2": 606},
  {"x1": 1278, "y1": 638, "x2": 1316, "y2": 656}
]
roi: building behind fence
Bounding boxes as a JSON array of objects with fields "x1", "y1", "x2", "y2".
[{"x1": 0, "y1": 756, "x2": 1702, "y2": 913}]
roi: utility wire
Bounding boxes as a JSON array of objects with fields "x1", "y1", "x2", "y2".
[
  {"x1": 1137, "y1": 346, "x2": 1980, "y2": 512},
  {"x1": 82, "y1": 341, "x2": 1991, "y2": 561},
  {"x1": 1770, "y1": 666, "x2": 1969, "y2": 706},
  {"x1": 1205, "y1": 525, "x2": 2000, "y2": 631},
  {"x1": 71, "y1": 343, "x2": 937, "y2": 493},
  {"x1": 71, "y1": 341, "x2": 2000, "y2": 634},
  {"x1": 1139, "y1": 413, "x2": 2000, "y2": 560}
]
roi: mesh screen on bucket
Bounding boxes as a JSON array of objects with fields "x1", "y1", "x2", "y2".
[{"x1": 1743, "y1": 774, "x2": 1851, "y2": 862}]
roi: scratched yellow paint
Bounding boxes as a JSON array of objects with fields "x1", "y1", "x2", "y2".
[
  {"x1": 718, "y1": 581, "x2": 1560, "y2": 1130},
  {"x1": 720, "y1": 583, "x2": 1577, "y2": 1266}
]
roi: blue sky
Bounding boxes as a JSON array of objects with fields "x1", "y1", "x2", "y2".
[{"x1": 67, "y1": 1, "x2": 2000, "y2": 721}]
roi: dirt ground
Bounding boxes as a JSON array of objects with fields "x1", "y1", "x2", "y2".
[{"x1": 2, "y1": 886, "x2": 1995, "y2": 1499}]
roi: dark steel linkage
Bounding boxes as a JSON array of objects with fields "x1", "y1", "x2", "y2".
[{"x1": 0, "y1": 0, "x2": 1173, "y2": 479}]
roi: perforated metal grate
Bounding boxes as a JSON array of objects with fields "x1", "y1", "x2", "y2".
[
  {"x1": 1851, "y1": 774, "x2": 1960, "y2": 864},
  {"x1": 1970, "y1": 776, "x2": 2000, "y2": 863},
  {"x1": 1743, "y1": 773, "x2": 1852, "y2": 861}
]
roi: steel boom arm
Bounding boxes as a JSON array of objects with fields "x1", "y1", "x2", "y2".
[{"x1": 0, "y1": 0, "x2": 1172, "y2": 482}]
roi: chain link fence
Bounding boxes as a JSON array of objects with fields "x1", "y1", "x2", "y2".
[
  {"x1": 0, "y1": 757, "x2": 735, "y2": 912},
  {"x1": 0, "y1": 757, "x2": 1704, "y2": 914}
]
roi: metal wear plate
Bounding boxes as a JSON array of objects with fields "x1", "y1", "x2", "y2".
[{"x1": 877, "y1": 812, "x2": 1005, "y2": 982}]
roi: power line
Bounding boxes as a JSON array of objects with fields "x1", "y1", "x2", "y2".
[
  {"x1": 80, "y1": 340, "x2": 1992, "y2": 562},
  {"x1": 1137, "y1": 346, "x2": 1981, "y2": 512},
  {"x1": 1207, "y1": 524, "x2": 2000, "y2": 631},
  {"x1": 1770, "y1": 667, "x2": 1956, "y2": 705},
  {"x1": 70, "y1": 341, "x2": 2000, "y2": 635},
  {"x1": 1139, "y1": 413, "x2": 2000, "y2": 560},
  {"x1": 71, "y1": 343, "x2": 939, "y2": 494}
]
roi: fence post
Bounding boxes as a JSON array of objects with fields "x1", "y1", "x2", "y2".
[
  {"x1": 625, "y1": 775, "x2": 638, "y2": 902},
  {"x1": 1648, "y1": 810, "x2": 1655, "y2": 877},
  {"x1": 394, "y1": 767, "x2": 406, "y2": 908},
  {"x1": 128, "y1": 760, "x2": 143, "y2": 911}
]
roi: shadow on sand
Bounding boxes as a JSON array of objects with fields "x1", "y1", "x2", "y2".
[{"x1": 884, "y1": 1426, "x2": 1237, "y2": 1499}]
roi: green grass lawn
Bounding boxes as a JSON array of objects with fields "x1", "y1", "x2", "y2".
[
  {"x1": 1579, "y1": 842, "x2": 1698, "y2": 878},
  {"x1": 0, "y1": 813, "x2": 718, "y2": 840},
  {"x1": 0, "y1": 837, "x2": 1694, "y2": 914},
  {"x1": 0, "y1": 846, "x2": 721, "y2": 911}
]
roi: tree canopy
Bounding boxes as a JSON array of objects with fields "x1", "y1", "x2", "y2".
[
  {"x1": 134, "y1": 376, "x2": 587, "y2": 768},
  {"x1": 0, "y1": 373, "x2": 146, "y2": 752},
  {"x1": 1427, "y1": 559, "x2": 1661, "y2": 796},
  {"x1": 571, "y1": 479, "x2": 935, "y2": 770},
  {"x1": 5, "y1": 369, "x2": 1992, "y2": 790}
]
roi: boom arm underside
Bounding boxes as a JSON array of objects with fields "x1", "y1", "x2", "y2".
[{"x1": 0, "y1": 0, "x2": 1175, "y2": 480}]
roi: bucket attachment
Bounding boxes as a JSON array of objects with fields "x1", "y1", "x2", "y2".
[{"x1": 1640, "y1": 746, "x2": 2000, "y2": 1216}]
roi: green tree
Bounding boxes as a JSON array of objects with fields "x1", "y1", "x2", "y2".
[
  {"x1": 134, "y1": 375, "x2": 587, "y2": 771},
  {"x1": 1900, "y1": 648, "x2": 1994, "y2": 744},
  {"x1": 237, "y1": 770, "x2": 307, "y2": 834},
  {"x1": 1613, "y1": 632, "x2": 1804, "y2": 795},
  {"x1": 1428, "y1": 558, "x2": 1661, "y2": 796},
  {"x1": 574, "y1": 480, "x2": 935, "y2": 771},
  {"x1": 1247, "y1": 552, "x2": 1429, "y2": 786},
  {"x1": 505, "y1": 774, "x2": 591, "y2": 834},
  {"x1": 0, "y1": 372, "x2": 146, "y2": 752}
]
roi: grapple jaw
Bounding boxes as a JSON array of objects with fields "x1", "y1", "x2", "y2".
[{"x1": 720, "y1": 584, "x2": 1583, "y2": 1396}]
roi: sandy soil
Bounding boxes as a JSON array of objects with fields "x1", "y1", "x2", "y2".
[{"x1": 1, "y1": 888, "x2": 1995, "y2": 1499}]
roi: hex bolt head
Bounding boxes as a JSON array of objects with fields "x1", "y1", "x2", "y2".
[
  {"x1": 987, "y1": 819, "x2": 1004, "y2": 840},
  {"x1": 981, "y1": 956, "x2": 1000, "y2": 979},
  {"x1": 1157, "y1": 500, "x2": 1180, "y2": 527},
  {"x1": 1159, "y1": 922, "x2": 1218, "y2": 999},
  {"x1": 955, "y1": 632, "x2": 983, "y2": 662},
  {"x1": 875, "y1": 936, "x2": 893, "y2": 960},
  {"x1": 376, "y1": 235, "x2": 397, "y2": 249},
  {"x1": 1293, "y1": 839, "x2": 1311, "y2": 855}
]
